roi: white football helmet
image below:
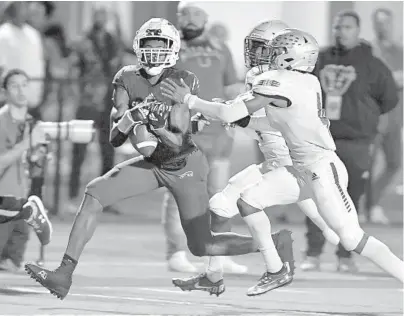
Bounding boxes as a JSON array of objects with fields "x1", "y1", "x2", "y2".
[
  {"x1": 244, "y1": 20, "x2": 289, "y2": 69},
  {"x1": 267, "y1": 28, "x2": 319, "y2": 72},
  {"x1": 133, "y1": 18, "x2": 181, "y2": 76}
]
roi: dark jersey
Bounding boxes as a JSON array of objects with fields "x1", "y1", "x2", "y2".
[{"x1": 112, "y1": 65, "x2": 200, "y2": 169}]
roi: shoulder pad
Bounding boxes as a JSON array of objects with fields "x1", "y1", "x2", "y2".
[
  {"x1": 112, "y1": 65, "x2": 140, "y2": 90},
  {"x1": 251, "y1": 70, "x2": 285, "y2": 96}
]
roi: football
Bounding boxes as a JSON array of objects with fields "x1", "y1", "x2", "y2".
[{"x1": 129, "y1": 124, "x2": 158, "y2": 157}]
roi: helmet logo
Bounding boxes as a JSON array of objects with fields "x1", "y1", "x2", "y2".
[{"x1": 146, "y1": 29, "x2": 162, "y2": 36}]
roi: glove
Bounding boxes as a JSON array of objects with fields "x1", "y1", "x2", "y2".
[
  {"x1": 148, "y1": 101, "x2": 170, "y2": 130},
  {"x1": 116, "y1": 106, "x2": 149, "y2": 135}
]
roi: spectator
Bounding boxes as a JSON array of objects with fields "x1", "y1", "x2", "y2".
[
  {"x1": 0, "y1": 69, "x2": 46, "y2": 272},
  {"x1": 367, "y1": 8, "x2": 403, "y2": 224},
  {"x1": 68, "y1": 7, "x2": 122, "y2": 213},
  {"x1": 0, "y1": 2, "x2": 46, "y2": 119},
  {"x1": 27, "y1": 1, "x2": 74, "y2": 118},
  {"x1": 301, "y1": 10, "x2": 398, "y2": 273},
  {"x1": 160, "y1": 1, "x2": 247, "y2": 274}
]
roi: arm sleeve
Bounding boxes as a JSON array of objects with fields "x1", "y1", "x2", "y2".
[
  {"x1": 188, "y1": 96, "x2": 249, "y2": 123},
  {"x1": 371, "y1": 58, "x2": 399, "y2": 114}
]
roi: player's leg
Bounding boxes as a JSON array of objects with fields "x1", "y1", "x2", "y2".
[
  {"x1": 25, "y1": 156, "x2": 161, "y2": 300},
  {"x1": 204, "y1": 164, "x2": 265, "y2": 283},
  {"x1": 309, "y1": 154, "x2": 404, "y2": 283},
  {"x1": 237, "y1": 166, "x2": 302, "y2": 295},
  {"x1": 297, "y1": 199, "x2": 339, "y2": 246},
  {"x1": 162, "y1": 190, "x2": 196, "y2": 272},
  {"x1": 0, "y1": 195, "x2": 51, "y2": 246},
  {"x1": 2, "y1": 219, "x2": 30, "y2": 270},
  {"x1": 203, "y1": 127, "x2": 247, "y2": 273},
  {"x1": 161, "y1": 152, "x2": 257, "y2": 257}
]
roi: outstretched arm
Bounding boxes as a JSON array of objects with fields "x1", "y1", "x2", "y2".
[{"x1": 161, "y1": 78, "x2": 267, "y2": 123}]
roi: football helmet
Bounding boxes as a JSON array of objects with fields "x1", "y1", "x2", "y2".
[
  {"x1": 244, "y1": 20, "x2": 289, "y2": 69},
  {"x1": 269, "y1": 28, "x2": 319, "y2": 72},
  {"x1": 133, "y1": 18, "x2": 181, "y2": 76}
]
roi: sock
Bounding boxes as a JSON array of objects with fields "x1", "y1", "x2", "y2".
[
  {"x1": 61, "y1": 254, "x2": 78, "y2": 274},
  {"x1": 243, "y1": 211, "x2": 283, "y2": 273},
  {"x1": 360, "y1": 236, "x2": 404, "y2": 283},
  {"x1": 206, "y1": 256, "x2": 223, "y2": 283}
]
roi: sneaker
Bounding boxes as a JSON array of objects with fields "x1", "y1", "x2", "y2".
[
  {"x1": 25, "y1": 196, "x2": 53, "y2": 246},
  {"x1": 337, "y1": 257, "x2": 358, "y2": 273},
  {"x1": 221, "y1": 257, "x2": 248, "y2": 274},
  {"x1": 369, "y1": 206, "x2": 390, "y2": 225},
  {"x1": 25, "y1": 263, "x2": 72, "y2": 300},
  {"x1": 246, "y1": 263, "x2": 293, "y2": 296},
  {"x1": 172, "y1": 272, "x2": 225, "y2": 296},
  {"x1": 300, "y1": 255, "x2": 321, "y2": 271},
  {"x1": 168, "y1": 251, "x2": 197, "y2": 273}
]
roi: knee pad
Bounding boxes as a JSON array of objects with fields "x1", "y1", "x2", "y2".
[
  {"x1": 210, "y1": 192, "x2": 239, "y2": 218},
  {"x1": 338, "y1": 223, "x2": 365, "y2": 251}
]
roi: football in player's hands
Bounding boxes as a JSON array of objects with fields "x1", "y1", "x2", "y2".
[
  {"x1": 128, "y1": 124, "x2": 158, "y2": 157},
  {"x1": 129, "y1": 103, "x2": 149, "y2": 125}
]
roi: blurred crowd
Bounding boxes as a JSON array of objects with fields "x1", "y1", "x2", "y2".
[{"x1": 0, "y1": 1, "x2": 402, "y2": 276}]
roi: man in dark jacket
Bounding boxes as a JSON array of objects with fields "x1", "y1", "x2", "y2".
[{"x1": 301, "y1": 10, "x2": 398, "y2": 273}]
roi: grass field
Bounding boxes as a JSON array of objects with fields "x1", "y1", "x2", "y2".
[{"x1": 1, "y1": 217, "x2": 402, "y2": 316}]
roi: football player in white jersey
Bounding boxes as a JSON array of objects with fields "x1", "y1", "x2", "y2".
[
  {"x1": 161, "y1": 27, "x2": 404, "y2": 295},
  {"x1": 168, "y1": 21, "x2": 340, "y2": 297}
]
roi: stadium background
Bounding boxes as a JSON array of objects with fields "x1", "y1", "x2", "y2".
[
  {"x1": 0, "y1": 1, "x2": 401, "y2": 221},
  {"x1": 0, "y1": 2, "x2": 402, "y2": 315}
]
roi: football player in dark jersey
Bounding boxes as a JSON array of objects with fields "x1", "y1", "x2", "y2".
[{"x1": 25, "y1": 18, "x2": 292, "y2": 300}]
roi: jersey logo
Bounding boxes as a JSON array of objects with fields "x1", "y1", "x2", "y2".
[
  {"x1": 319, "y1": 64, "x2": 357, "y2": 96},
  {"x1": 257, "y1": 79, "x2": 280, "y2": 87},
  {"x1": 178, "y1": 171, "x2": 193, "y2": 179},
  {"x1": 311, "y1": 172, "x2": 319, "y2": 181}
]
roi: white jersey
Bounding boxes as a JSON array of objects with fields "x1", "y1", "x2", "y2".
[
  {"x1": 251, "y1": 70, "x2": 336, "y2": 169},
  {"x1": 244, "y1": 68, "x2": 292, "y2": 168}
]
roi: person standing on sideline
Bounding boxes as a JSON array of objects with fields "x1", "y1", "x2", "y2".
[
  {"x1": 301, "y1": 10, "x2": 399, "y2": 273},
  {"x1": 367, "y1": 8, "x2": 403, "y2": 224}
]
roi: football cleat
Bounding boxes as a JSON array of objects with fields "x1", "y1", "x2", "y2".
[
  {"x1": 25, "y1": 196, "x2": 53, "y2": 246},
  {"x1": 247, "y1": 262, "x2": 293, "y2": 296},
  {"x1": 25, "y1": 263, "x2": 72, "y2": 300},
  {"x1": 172, "y1": 273, "x2": 225, "y2": 297}
]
